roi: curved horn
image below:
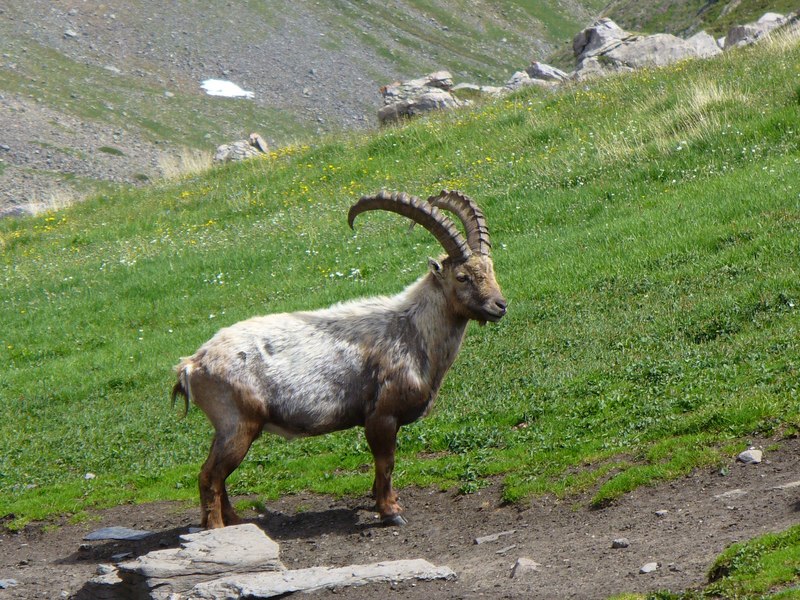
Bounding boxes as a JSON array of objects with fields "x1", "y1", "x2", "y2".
[
  {"x1": 348, "y1": 190, "x2": 471, "y2": 261},
  {"x1": 427, "y1": 190, "x2": 492, "y2": 256}
]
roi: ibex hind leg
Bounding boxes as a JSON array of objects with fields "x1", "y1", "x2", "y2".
[
  {"x1": 190, "y1": 370, "x2": 265, "y2": 528},
  {"x1": 199, "y1": 420, "x2": 261, "y2": 528}
]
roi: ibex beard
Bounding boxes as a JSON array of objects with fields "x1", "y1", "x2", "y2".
[{"x1": 172, "y1": 190, "x2": 506, "y2": 528}]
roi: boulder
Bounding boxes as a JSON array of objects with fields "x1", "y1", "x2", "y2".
[
  {"x1": 213, "y1": 132, "x2": 269, "y2": 163},
  {"x1": 572, "y1": 18, "x2": 721, "y2": 79},
  {"x1": 687, "y1": 30, "x2": 725, "y2": 56},
  {"x1": 525, "y1": 61, "x2": 569, "y2": 82},
  {"x1": 573, "y1": 18, "x2": 630, "y2": 60},
  {"x1": 603, "y1": 32, "x2": 721, "y2": 68},
  {"x1": 378, "y1": 73, "x2": 463, "y2": 124},
  {"x1": 451, "y1": 82, "x2": 506, "y2": 98},
  {"x1": 724, "y1": 12, "x2": 793, "y2": 49},
  {"x1": 505, "y1": 70, "x2": 558, "y2": 91}
]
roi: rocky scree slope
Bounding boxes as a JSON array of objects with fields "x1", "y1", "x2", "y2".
[{"x1": 0, "y1": 0, "x2": 600, "y2": 214}]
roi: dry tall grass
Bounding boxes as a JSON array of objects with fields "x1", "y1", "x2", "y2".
[{"x1": 158, "y1": 147, "x2": 213, "y2": 180}]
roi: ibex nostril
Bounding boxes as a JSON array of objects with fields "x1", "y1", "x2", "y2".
[{"x1": 496, "y1": 299, "x2": 508, "y2": 313}]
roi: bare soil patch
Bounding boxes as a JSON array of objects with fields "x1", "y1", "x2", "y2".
[{"x1": 1, "y1": 437, "x2": 798, "y2": 599}]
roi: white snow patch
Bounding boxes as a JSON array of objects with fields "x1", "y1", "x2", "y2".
[{"x1": 201, "y1": 79, "x2": 254, "y2": 99}]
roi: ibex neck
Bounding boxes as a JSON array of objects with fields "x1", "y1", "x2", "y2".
[{"x1": 401, "y1": 273, "x2": 469, "y2": 388}]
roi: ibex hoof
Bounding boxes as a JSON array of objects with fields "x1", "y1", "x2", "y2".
[{"x1": 381, "y1": 514, "x2": 408, "y2": 527}]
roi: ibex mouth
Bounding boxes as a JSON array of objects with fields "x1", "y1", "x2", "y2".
[
  {"x1": 482, "y1": 308, "x2": 506, "y2": 323},
  {"x1": 484, "y1": 298, "x2": 507, "y2": 322}
]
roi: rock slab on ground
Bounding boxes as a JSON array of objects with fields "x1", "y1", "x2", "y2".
[
  {"x1": 83, "y1": 527, "x2": 154, "y2": 541},
  {"x1": 81, "y1": 523, "x2": 455, "y2": 599}
]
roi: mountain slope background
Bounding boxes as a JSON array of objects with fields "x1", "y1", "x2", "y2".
[
  {"x1": 0, "y1": 0, "x2": 604, "y2": 210},
  {"x1": 1, "y1": 0, "x2": 791, "y2": 213}
]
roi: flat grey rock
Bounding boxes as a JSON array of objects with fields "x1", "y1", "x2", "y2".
[
  {"x1": 83, "y1": 526, "x2": 154, "y2": 541},
  {"x1": 83, "y1": 524, "x2": 456, "y2": 599},
  {"x1": 510, "y1": 557, "x2": 541, "y2": 578},
  {"x1": 738, "y1": 449, "x2": 763, "y2": 464},
  {"x1": 640, "y1": 562, "x2": 659, "y2": 574},
  {"x1": 192, "y1": 559, "x2": 456, "y2": 598},
  {"x1": 474, "y1": 529, "x2": 516, "y2": 545}
]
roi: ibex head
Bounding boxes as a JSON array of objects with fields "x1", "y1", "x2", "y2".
[{"x1": 348, "y1": 190, "x2": 507, "y2": 324}]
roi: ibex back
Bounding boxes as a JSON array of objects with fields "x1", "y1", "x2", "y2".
[{"x1": 172, "y1": 190, "x2": 506, "y2": 528}]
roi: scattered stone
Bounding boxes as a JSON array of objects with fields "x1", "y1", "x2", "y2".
[
  {"x1": 774, "y1": 480, "x2": 800, "y2": 490},
  {"x1": 474, "y1": 529, "x2": 516, "y2": 545},
  {"x1": 738, "y1": 448, "x2": 763, "y2": 464},
  {"x1": 640, "y1": 562, "x2": 659, "y2": 574},
  {"x1": 0, "y1": 579, "x2": 18, "y2": 589},
  {"x1": 496, "y1": 544, "x2": 517, "y2": 555},
  {"x1": 611, "y1": 538, "x2": 630, "y2": 549},
  {"x1": 84, "y1": 472, "x2": 96, "y2": 480},
  {"x1": 83, "y1": 526, "x2": 154, "y2": 541},
  {"x1": 510, "y1": 557, "x2": 541, "y2": 578},
  {"x1": 64, "y1": 29, "x2": 78, "y2": 39},
  {"x1": 714, "y1": 488, "x2": 748, "y2": 500},
  {"x1": 668, "y1": 563, "x2": 683, "y2": 572},
  {"x1": 655, "y1": 510, "x2": 668, "y2": 517}
]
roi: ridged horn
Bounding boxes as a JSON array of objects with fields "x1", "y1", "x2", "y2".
[
  {"x1": 427, "y1": 190, "x2": 492, "y2": 256},
  {"x1": 348, "y1": 190, "x2": 471, "y2": 260}
]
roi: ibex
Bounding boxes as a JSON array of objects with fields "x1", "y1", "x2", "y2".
[{"x1": 172, "y1": 190, "x2": 506, "y2": 528}]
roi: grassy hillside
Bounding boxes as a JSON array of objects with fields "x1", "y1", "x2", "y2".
[{"x1": 1, "y1": 25, "x2": 799, "y2": 556}]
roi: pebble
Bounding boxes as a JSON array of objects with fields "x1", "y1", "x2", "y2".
[
  {"x1": 474, "y1": 530, "x2": 515, "y2": 545},
  {"x1": 714, "y1": 488, "x2": 747, "y2": 500},
  {"x1": 611, "y1": 538, "x2": 630, "y2": 549},
  {"x1": 640, "y1": 562, "x2": 659, "y2": 574},
  {"x1": 511, "y1": 557, "x2": 541, "y2": 578},
  {"x1": 655, "y1": 510, "x2": 668, "y2": 517},
  {"x1": 0, "y1": 579, "x2": 18, "y2": 589},
  {"x1": 738, "y1": 448, "x2": 763, "y2": 464}
]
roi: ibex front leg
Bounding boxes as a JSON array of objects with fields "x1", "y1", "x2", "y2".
[{"x1": 365, "y1": 412, "x2": 407, "y2": 526}]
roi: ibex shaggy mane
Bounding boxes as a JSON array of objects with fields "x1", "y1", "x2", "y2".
[{"x1": 172, "y1": 190, "x2": 507, "y2": 528}]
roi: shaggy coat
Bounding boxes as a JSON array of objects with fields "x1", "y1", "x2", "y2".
[{"x1": 173, "y1": 190, "x2": 506, "y2": 528}]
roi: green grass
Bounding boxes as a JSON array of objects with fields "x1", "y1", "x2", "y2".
[{"x1": 1, "y1": 33, "x2": 800, "y2": 530}]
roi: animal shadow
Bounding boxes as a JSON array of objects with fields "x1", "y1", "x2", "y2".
[
  {"x1": 57, "y1": 523, "x2": 197, "y2": 567},
  {"x1": 256, "y1": 504, "x2": 384, "y2": 541}
]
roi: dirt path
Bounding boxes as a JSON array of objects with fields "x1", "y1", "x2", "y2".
[{"x1": 1, "y1": 437, "x2": 798, "y2": 599}]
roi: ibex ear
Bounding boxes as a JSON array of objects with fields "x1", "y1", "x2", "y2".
[{"x1": 428, "y1": 257, "x2": 444, "y2": 280}]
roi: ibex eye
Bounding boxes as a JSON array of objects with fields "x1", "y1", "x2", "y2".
[{"x1": 456, "y1": 273, "x2": 469, "y2": 282}]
